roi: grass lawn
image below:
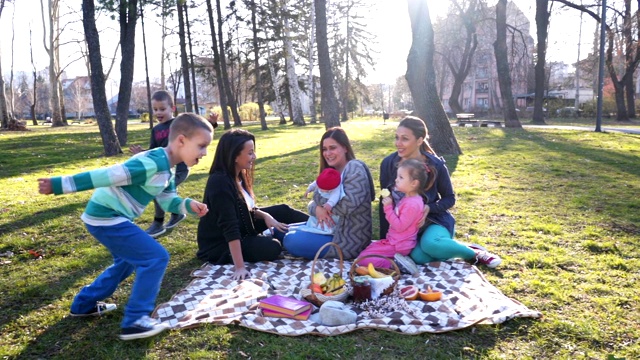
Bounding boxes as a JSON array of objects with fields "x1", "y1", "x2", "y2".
[{"x1": 1, "y1": 118, "x2": 639, "y2": 359}]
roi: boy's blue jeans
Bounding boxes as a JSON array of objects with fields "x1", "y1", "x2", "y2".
[{"x1": 72, "y1": 221, "x2": 169, "y2": 328}]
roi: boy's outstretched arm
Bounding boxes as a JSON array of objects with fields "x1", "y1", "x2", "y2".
[
  {"x1": 190, "y1": 201, "x2": 209, "y2": 217},
  {"x1": 38, "y1": 178, "x2": 53, "y2": 195}
]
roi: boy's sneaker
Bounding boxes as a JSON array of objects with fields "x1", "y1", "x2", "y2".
[
  {"x1": 165, "y1": 213, "x2": 187, "y2": 229},
  {"x1": 70, "y1": 302, "x2": 117, "y2": 317},
  {"x1": 474, "y1": 251, "x2": 502, "y2": 268},
  {"x1": 145, "y1": 221, "x2": 166, "y2": 238},
  {"x1": 394, "y1": 253, "x2": 420, "y2": 275},
  {"x1": 119, "y1": 316, "x2": 170, "y2": 341}
]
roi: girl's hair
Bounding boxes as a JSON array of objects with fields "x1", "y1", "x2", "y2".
[
  {"x1": 398, "y1": 116, "x2": 437, "y2": 156},
  {"x1": 398, "y1": 158, "x2": 436, "y2": 203},
  {"x1": 209, "y1": 129, "x2": 256, "y2": 198},
  {"x1": 318, "y1": 127, "x2": 356, "y2": 173},
  {"x1": 151, "y1": 90, "x2": 174, "y2": 107}
]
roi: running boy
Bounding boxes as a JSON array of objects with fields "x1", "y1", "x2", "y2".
[
  {"x1": 38, "y1": 113, "x2": 214, "y2": 340},
  {"x1": 130, "y1": 90, "x2": 189, "y2": 237}
]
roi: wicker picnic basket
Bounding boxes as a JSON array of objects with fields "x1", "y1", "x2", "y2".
[
  {"x1": 349, "y1": 254, "x2": 401, "y2": 296},
  {"x1": 299, "y1": 242, "x2": 349, "y2": 307}
]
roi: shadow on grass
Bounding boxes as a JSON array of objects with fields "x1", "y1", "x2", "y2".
[
  {"x1": 13, "y1": 244, "x2": 204, "y2": 359},
  {"x1": 0, "y1": 202, "x2": 86, "y2": 242}
]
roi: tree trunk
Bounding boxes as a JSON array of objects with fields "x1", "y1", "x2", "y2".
[
  {"x1": 185, "y1": 4, "x2": 199, "y2": 114},
  {"x1": 307, "y1": 0, "x2": 317, "y2": 124},
  {"x1": 216, "y1": 0, "x2": 242, "y2": 126},
  {"x1": 282, "y1": 10, "x2": 305, "y2": 126},
  {"x1": 444, "y1": 4, "x2": 478, "y2": 115},
  {"x1": 160, "y1": 0, "x2": 167, "y2": 89},
  {"x1": 605, "y1": 27, "x2": 628, "y2": 120},
  {"x1": 532, "y1": 0, "x2": 548, "y2": 125},
  {"x1": 0, "y1": 59, "x2": 9, "y2": 128},
  {"x1": 115, "y1": 0, "x2": 138, "y2": 146},
  {"x1": 82, "y1": 0, "x2": 122, "y2": 156},
  {"x1": 493, "y1": 0, "x2": 521, "y2": 128},
  {"x1": 40, "y1": 0, "x2": 64, "y2": 127},
  {"x1": 251, "y1": 0, "x2": 267, "y2": 130},
  {"x1": 205, "y1": 0, "x2": 231, "y2": 129},
  {"x1": 177, "y1": 2, "x2": 193, "y2": 112},
  {"x1": 314, "y1": 0, "x2": 340, "y2": 128},
  {"x1": 341, "y1": 10, "x2": 350, "y2": 122},
  {"x1": 176, "y1": 1, "x2": 193, "y2": 112},
  {"x1": 406, "y1": 0, "x2": 460, "y2": 155},
  {"x1": 266, "y1": 44, "x2": 287, "y2": 124},
  {"x1": 625, "y1": 74, "x2": 635, "y2": 119},
  {"x1": 140, "y1": 2, "x2": 154, "y2": 129}
]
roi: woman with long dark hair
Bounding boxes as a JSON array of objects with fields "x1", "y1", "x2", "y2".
[{"x1": 197, "y1": 129, "x2": 308, "y2": 280}]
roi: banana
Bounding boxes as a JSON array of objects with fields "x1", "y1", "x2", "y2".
[
  {"x1": 368, "y1": 262, "x2": 391, "y2": 278},
  {"x1": 323, "y1": 274, "x2": 346, "y2": 294}
]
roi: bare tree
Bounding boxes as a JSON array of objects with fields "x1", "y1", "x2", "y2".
[
  {"x1": 406, "y1": 0, "x2": 460, "y2": 155},
  {"x1": 82, "y1": 0, "x2": 122, "y2": 156},
  {"x1": 314, "y1": 0, "x2": 340, "y2": 128},
  {"x1": 281, "y1": 1, "x2": 305, "y2": 126},
  {"x1": 205, "y1": 0, "x2": 230, "y2": 128},
  {"x1": 249, "y1": 0, "x2": 267, "y2": 129},
  {"x1": 216, "y1": 0, "x2": 242, "y2": 126},
  {"x1": 40, "y1": 0, "x2": 65, "y2": 127},
  {"x1": 177, "y1": 1, "x2": 193, "y2": 112},
  {"x1": 532, "y1": 0, "x2": 549, "y2": 124},
  {"x1": 494, "y1": 0, "x2": 521, "y2": 127}
]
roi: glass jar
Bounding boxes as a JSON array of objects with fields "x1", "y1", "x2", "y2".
[{"x1": 352, "y1": 279, "x2": 371, "y2": 302}]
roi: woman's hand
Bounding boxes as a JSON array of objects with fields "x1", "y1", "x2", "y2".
[
  {"x1": 264, "y1": 215, "x2": 288, "y2": 234},
  {"x1": 315, "y1": 205, "x2": 335, "y2": 230},
  {"x1": 232, "y1": 267, "x2": 250, "y2": 281}
]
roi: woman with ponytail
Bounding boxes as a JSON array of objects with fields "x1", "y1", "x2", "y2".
[{"x1": 380, "y1": 116, "x2": 502, "y2": 271}]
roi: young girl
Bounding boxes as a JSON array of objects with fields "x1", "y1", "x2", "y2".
[{"x1": 356, "y1": 159, "x2": 432, "y2": 269}]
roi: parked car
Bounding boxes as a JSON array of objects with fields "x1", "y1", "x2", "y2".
[{"x1": 556, "y1": 106, "x2": 582, "y2": 117}]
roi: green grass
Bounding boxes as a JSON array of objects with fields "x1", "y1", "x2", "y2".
[{"x1": 1, "y1": 118, "x2": 639, "y2": 359}]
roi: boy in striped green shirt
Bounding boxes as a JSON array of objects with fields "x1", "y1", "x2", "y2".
[{"x1": 38, "y1": 113, "x2": 213, "y2": 340}]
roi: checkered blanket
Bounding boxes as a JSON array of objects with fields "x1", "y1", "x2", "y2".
[{"x1": 152, "y1": 259, "x2": 541, "y2": 336}]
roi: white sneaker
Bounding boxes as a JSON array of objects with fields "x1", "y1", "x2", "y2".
[
  {"x1": 119, "y1": 316, "x2": 169, "y2": 341},
  {"x1": 394, "y1": 253, "x2": 420, "y2": 275},
  {"x1": 474, "y1": 251, "x2": 502, "y2": 268}
]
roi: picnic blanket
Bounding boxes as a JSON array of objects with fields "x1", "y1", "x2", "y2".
[{"x1": 153, "y1": 259, "x2": 541, "y2": 336}]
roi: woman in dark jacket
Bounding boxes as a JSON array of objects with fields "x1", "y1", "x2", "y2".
[
  {"x1": 381, "y1": 116, "x2": 502, "y2": 269},
  {"x1": 197, "y1": 129, "x2": 308, "y2": 280}
]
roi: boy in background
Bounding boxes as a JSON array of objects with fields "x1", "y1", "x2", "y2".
[
  {"x1": 130, "y1": 90, "x2": 189, "y2": 237},
  {"x1": 38, "y1": 113, "x2": 214, "y2": 340}
]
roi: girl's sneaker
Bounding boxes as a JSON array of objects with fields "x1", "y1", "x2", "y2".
[
  {"x1": 474, "y1": 251, "x2": 502, "y2": 268},
  {"x1": 119, "y1": 316, "x2": 170, "y2": 341}
]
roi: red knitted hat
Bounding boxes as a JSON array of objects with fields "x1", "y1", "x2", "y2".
[{"x1": 316, "y1": 168, "x2": 341, "y2": 190}]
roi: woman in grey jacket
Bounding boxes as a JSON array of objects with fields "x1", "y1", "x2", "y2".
[{"x1": 283, "y1": 127, "x2": 374, "y2": 260}]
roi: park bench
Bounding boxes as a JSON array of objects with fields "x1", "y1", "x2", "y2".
[{"x1": 456, "y1": 113, "x2": 503, "y2": 127}]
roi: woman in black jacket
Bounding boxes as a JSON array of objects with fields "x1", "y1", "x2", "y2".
[{"x1": 197, "y1": 129, "x2": 308, "y2": 280}]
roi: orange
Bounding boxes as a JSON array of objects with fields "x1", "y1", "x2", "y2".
[
  {"x1": 354, "y1": 266, "x2": 369, "y2": 276},
  {"x1": 418, "y1": 289, "x2": 442, "y2": 301},
  {"x1": 310, "y1": 283, "x2": 323, "y2": 294}
]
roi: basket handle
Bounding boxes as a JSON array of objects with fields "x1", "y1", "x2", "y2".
[
  {"x1": 349, "y1": 254, "x2": 401, "y2": 283},
  {"x1": 309, "y1": 242, "x2": 344, "y2": 285}
]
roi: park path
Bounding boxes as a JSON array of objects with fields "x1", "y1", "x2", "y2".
[{"x1": 523, "y1": 124, "x2": 640, "y2": 135}]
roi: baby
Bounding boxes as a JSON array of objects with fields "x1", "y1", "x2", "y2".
[{"x1": 301, "y1": 168, "x2": 344, "y2": 234}]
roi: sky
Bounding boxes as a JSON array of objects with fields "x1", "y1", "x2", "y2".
[{"x1": 0, "y1": 1, "x2": 600, "y2": 88}]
